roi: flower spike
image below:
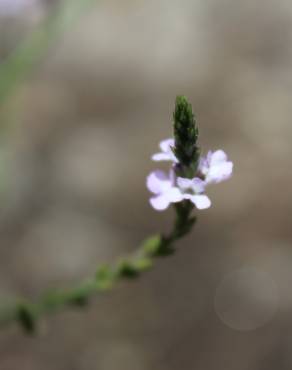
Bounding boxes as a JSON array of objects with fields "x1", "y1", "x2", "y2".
[{"x1": 147, "y1": 96, "x2": 233, "y2": 212}]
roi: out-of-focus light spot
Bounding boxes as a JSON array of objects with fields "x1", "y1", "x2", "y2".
[{"x1": 214, "y1": 267, "x2": 278, "y2": 331}]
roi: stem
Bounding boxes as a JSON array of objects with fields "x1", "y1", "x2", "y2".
[{"x1": 0, "y1": 206, "x2": 196, "y2": 333}]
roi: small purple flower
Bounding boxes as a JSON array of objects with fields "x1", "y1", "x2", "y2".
[
  {"x1": 147, "y1": 139, "x2": 233, "y2": 212},
  {"x1": 199, "y1": 150, "x2": 233, "y2": 185},
  {"x1": 177, "y1": 177, "x2": 211, "y2": 210},
  {"x1": 152, "y1": 138, "x2": 178, "y2": 163},
  {"x1": 147, "y1": 170, "x2": 183, "y2": 211},
  {"x1": 147, "y1": 170, "x2": 211, "y2": 211}
]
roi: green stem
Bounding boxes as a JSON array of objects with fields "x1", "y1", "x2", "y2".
[{"x1": 0, "y1": 206, "x2": 196, "y2": 333}]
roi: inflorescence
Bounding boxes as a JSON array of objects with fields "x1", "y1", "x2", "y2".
[{"x1": 147, "y1": 96, "x2": 233, "y2": 212}]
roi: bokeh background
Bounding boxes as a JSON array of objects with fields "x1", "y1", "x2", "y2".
[{"x1": 0, "y1": 0, "x2": 292, "y2": 369}]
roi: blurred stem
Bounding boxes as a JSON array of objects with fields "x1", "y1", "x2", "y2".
[
  {"x1": 0, "y1": 211, "x2": 196, "y2": 333},
  {"x1": 0, "y1": 0, "x2": 99, "y2": 108},
  {"x1": 0, "y1": 0, "x2": 101, "y2": 190}
]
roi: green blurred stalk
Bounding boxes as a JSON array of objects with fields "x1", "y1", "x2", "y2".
[{"x1": 0, "y1": 0, "x2": 98, "y2": 106}]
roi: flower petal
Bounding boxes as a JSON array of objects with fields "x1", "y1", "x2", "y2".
[
  {"x1": 198, "y1": 155, "x2": 209, "y2": 175},
  {"x1": 206, "y1": 150, "x2": 213, "y2": 163},
  {"x1": 168, "y1": 168, "x2": 176, "y2": 185},
  {"x1": 177, "y1": 177, "x2": 206, "y2": 193},
  {"x1": 192, "y1": 178, "x2": 206, "y2": 193},
  {"x1": 152, "y1": 153, "x2": 174, "y2": 162},
  {"x1": 160, "y1": 138, "x2": 175, "y2": 153},
  {"x1": 150, "y1": 138, "x2": 178, "y2": 163},
  {"x1": 187, "y1": 194, "x2": 211, "y2": 210},
  {"x1": 177, "y1": 177, "x2": 194, "y2": 190},
  {"x1": 150, "y1": 195, "x2": 170, "y2": 211},
  {"x1": 146, "y1": 170, "x2": 171, "y2": 194},
  {"x1": 165, "y1": 187, "x2": 184, "y2": 203},
  {"x1": 199, "y1": 149, "x2": 233, "y2": 185},
  {"x1": 209, "y1": 150, "x2": 228, "y2": 166},
  {"x1": 207, "y1": 161, "x2": 233, "y2": 184}
]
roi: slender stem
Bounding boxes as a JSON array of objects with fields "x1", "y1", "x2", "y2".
[{"x1": 0, "y1": 206, "x2": 196, "y2": 333}]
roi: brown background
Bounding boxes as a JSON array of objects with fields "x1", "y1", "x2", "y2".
[{"x1": 0, "y1": 0, "x2": 292, "y2": 369}]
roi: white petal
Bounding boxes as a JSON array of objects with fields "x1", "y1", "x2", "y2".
[
  {"x1": 177, "y1": 177, "x2": 194, "y2": 190},
  {"x1": 168, "y1": 169, "x2": 177, "y2": 185},
  {"x1": 178, "y1": 177, "x2": 206, "y2": 194},
  {"x1": 191, "y1": 178, "x2": 206, "y2": 193},
  {"x1": 160, "y1": 138, "x2": 175, "y2": 153},
  {"x1": 152, "y1": 153, "x2": 174, "y2": 162},
  {"x1": 188, "y1": 195, "x2": 211, "y2": 210},
  {"x1": 150, "y1": 195, "x2": 170, "y2": 211},
  {"x1": 209, "y1": 150, "x2": 228, "y2": 166},
  {"x1": 165, "y1": 187, "x2": 184, "y2": 203},
  {"x1": 207, "y1": 161, "x2": 233, "y2": 184},
  {"x1": 146, "y1": 170, "x2": 171, "y2": 194},
  {"x1": 198, "y1": 156, "x2": 209, "y2": 175},
  {"x1": 206, "y1": 151, "x2": 213, "y2": 162}
]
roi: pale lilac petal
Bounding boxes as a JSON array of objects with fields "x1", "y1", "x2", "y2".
[
  {"x1": 198, "y1": 156, "x2": 209, "y2": 175},
  {"x1": 199, "y1": 149, "x2": 233, "y2": 185},
  {"x1": 169, "y1": 168, "x2": 176, "y2": 185},
  {"x1": 146, "y1": 170, "x2": 171, "y2": 194},
  {"x1": 152, "y1": 153, "x2": 174, "y2": 162},
  {"x1": 170, "y1": 153, "x2": 178, "y2": 162},
  {"x1": 150, "y1": 195, "x2": 170, "y2": 211},
  {"x1": 207, "y1": 161, "x2": 233, "y2": 184},
  {"x1": 200, "y1": 150, "x2": 227, "y2": 170},
  {"x1": 160, "y1": 138, "x2": 175, "y2": 152},
  {"x1": 199, "y1": 156, "x2": 208, "y2": 169},
  {"x1": 165, "y1": 187, "x2": 184, "y2": 203},
  {"x1": 177, "y1": 177, "x2": 194, "y2": 190},
  {"x1": 209, "y1": 150, "x2": 228, "y2": 166},
  {"x1": 186, "y1": 194, "x2": 211, "y2": 210},
  {"x1": 206, "y1": 151, "x2": 213, "y2": 164},
  {"x1": 192, "y1": 178, "x2": 206, "y2": 193},
  {"x1": 177, "y1": 177, "x2": 206, "y2": 193},
  {"x1": 152, "y1": 138, "x2": 178, "y2": 163}
]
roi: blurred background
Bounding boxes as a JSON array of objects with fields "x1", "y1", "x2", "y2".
[{"x1": 0, "y1": 0, "x2": 292, "y2": 369}]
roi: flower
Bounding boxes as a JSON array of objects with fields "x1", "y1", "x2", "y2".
[
  {"x1": 152, "y1": 138, "x2": 178, "y2": 163},
  {"x1": 147, "y1": 170, "x2": 211, "y2": 211},
  {"x1": 146, "y1": 170, "x2": 183, "y2": 211},
  {"x1": 147, "y1": 138, "x2": 233, "y2": 212},
  {"x1": 177, "y1": 177, "x2": 211, "y2": 210},
  {"x1": 199, "y1": 150, "x2": 233, "y2": 185}
]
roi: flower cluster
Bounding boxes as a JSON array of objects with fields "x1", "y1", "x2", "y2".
[{"x1": 147, "y1": 138, "x2": 233, "y2": 211}]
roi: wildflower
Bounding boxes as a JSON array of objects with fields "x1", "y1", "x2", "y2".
[
  {"x1": 147, "y1": 170, "x2": 183, "y2": 211},
  {"x1": 199, "y1": 150, "x2": 233, "y2": 185},
  {"x1": 147, "y1": 141, "x2": 233, "y2": 211},
  {"x1": 147, "y1": 170, "x2": 211, "y2": 211},
  {"x1": 177, "y1": 177, "x2": 211, "y2": 210},
  {"x1": 152, "y1": 138, "x2": 178, "y2": 163},
  {"x1": 148, "y1": 96, "x2": 233, "y2": 212}
]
